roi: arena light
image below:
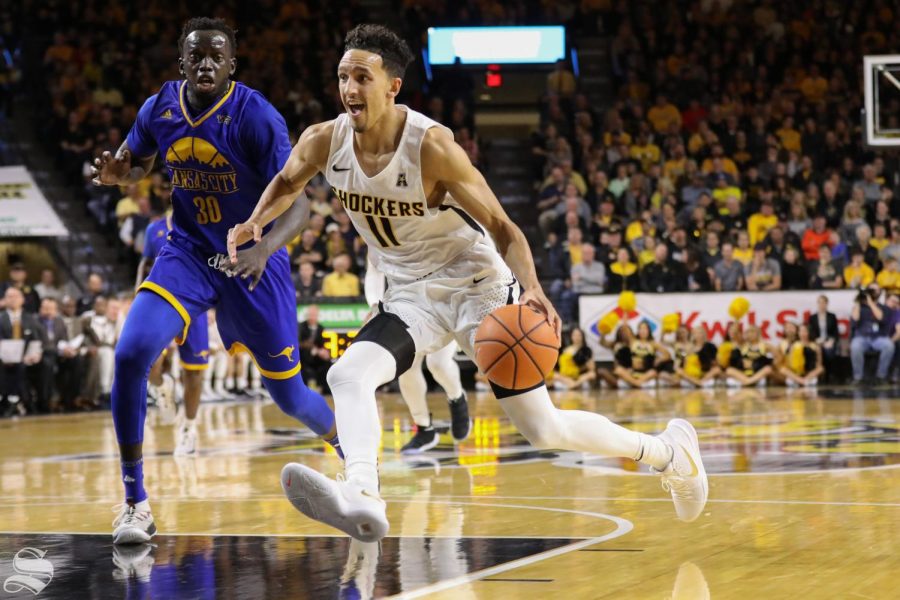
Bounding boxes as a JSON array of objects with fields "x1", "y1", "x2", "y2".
[{"x1": 427, "y1": 26, "x2": 566, "y2": 65}]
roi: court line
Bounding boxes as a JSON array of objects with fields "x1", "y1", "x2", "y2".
[
  {"x1": 0, "y1": 530, "x2": 585, "y2": 540},
  {"x1": 0, "y1": 496, "x2": 898, "y2": 508},
  {"x1": 385, "y1": 502, "x2": 633, "y2": 599}
]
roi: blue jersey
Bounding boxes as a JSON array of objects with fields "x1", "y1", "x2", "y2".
[
  {"x1": 126, "y1": 80, "x2": 291, "y2": 254},
  {"x1": 142, "y1": 213, "x2": 171, "y2": 260}
]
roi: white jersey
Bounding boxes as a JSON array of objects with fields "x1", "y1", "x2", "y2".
[{"x1": 325, "y1": 106, "x2": 494, "y2": 282}]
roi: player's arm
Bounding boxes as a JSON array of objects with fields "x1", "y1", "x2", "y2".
[
  {"x1": 217, "y1": 196, "x2": 310, "y2": 290},
  {"x1": 423, "y1": 128, "x2": 561, "y2": 338},
  {"x1": 91, "y1": 141, "x2": 156, "y2": 186},
  {"x1": 227, "y1": 121, "x2": 333, "y2": 260},
  {"x1": 135, "y1": 257, "x2": 154, "y2": 291}
]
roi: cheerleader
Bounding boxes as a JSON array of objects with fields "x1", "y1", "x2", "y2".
[
  {"x1": 676, "y1": 326, "x2": 722, "y2": 387},
  {"x1": 614, "y1": 321, "x2": 671, "y2": 388},
  {"x1": 770, "y1": 321, "x2": 799, "y2": 385},
  {"x1": 597, "y1": 324, "x2": 634, "y2": 388},
  {"x1": 658, "y1": 325, "x2": 691, "y2": 386},
  {"x1": 553, "y1": 328, "x2": 597, "y2": 390},
  {"x1": 779, "y1": 324, "x2": 824, "y2": 387},
  {"x1": 725, "y1": 325, "x2": 774, "y2": 387}
]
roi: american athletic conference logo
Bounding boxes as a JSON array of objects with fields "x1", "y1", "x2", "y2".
[{"x1": 3, "y1": 547, "x2": 53, "y2": 595}]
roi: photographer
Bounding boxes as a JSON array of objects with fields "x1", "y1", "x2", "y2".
[{"x1": 849, "y1": 284, "x2": 894, "y2": 384}]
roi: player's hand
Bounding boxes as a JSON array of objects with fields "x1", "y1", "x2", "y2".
[
  {"x1": 220, "y1": 244, "x2": 269, "y2": 291},
  {"x1": 91, "y1": 150, "x2": 132, "y2": 186},
  {"x1": 519, "y1": 286, "x2": 562, "y2": 341},
  {"x1": 227, "y1": 221, "x2": 262, "y2": 263}
]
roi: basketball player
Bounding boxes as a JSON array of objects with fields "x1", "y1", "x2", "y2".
[
  {"x1": 138, "y1": 196, "x2": 207, "y2": 455},
  {"x1": 365, "y1": 258, "x2": 470, "y2": 452},
  {"x1": 91, "y1": 17, "x2": 340, "y2": 544},
  {"x1": 227, "y1": 24, "x2": 707, "y2": 541}
]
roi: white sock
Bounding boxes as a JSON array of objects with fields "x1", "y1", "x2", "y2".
[
  {"x1": 426, "y1": 343, "x2": 463, "y2": 400},
  {"x1": 328, "y1": 341, "x2": 397, "y2": 491},
  {"x1": 498, "y1": 385, "x2": 672, "y2": 470},
  {"x1": 398, "y1": 354, "x2": 431, "y2": 428}
]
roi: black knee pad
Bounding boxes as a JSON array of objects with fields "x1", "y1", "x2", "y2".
[{"x1": 354, "y1": 308, "x2": 416, "y2": 376}]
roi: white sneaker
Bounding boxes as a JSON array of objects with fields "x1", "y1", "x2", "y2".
[
  {"x1": 281, "y1": 463, "x2": 389, "y2": 542},
  {"x1": 617, "y1": 379, "x2": 629, "y2": 389},
  {"x1": 701, "y1": 378, "x2": 716, "y2": 388},
  {"x1": 725, "y1": 377, "x2": 741, "y2": 388},
  {"x1": 475, "y1": 380, "x2": 490, "y2": 392},
  {"x1": 156, "y1": 374, "x2": 177, "y2": 425},
  {"x1": 173, "y1": 422, "x2": 198, "y2": 456},
  {"x1": 680, "y1": 380, "x2": 695, "y2": 389},
  {"x1": 804, "y1": 377, "x2": 818, "y2": 388},
  {"x1": 786, "y1": 379, "x2": 799, "y2": 388},
  {"x1": 112, "y1": 501, "x2": 157, "y2": 544},
  {"x1": 112, "y1": 543, "x2": 155, "y2": 582},
  {"x1": 655, "y1": 419, "x2": 708, "y2": 523},
  {"x1": 755, "y1": 378, "x2": 767, "y2": 388}
]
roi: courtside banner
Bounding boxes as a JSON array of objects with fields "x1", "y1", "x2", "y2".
[
  {"x1": 579, "y1": 290, "x2": 856, "y2": 361},
  {"x1": 0, "y1": 166, "x2": 68, "y2": 237}
]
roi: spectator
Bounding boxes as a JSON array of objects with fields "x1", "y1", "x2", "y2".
[
  {"x1": 607, "y1": 248, "x2": 640, "y2": 293},
  {"x1": 780, "y1": 247, "x2": 808, "y2": 290},
  {"x1": 33, "y1": 298, "x2": 69, "y2": 413},
  {"x1": 801, "y1": 215, "x2": 832, "y2": 261},
  {"x1": 647, "y1": 95, "x2": 682, "y2": 134},
  {"x1": 732, "y1": 230, "x2": 753, "y2": 266},
  {"x1": 853, "y1": 164, "x2": 882, "y2": 206},
  {"x1": 882, "y1": 225, "x2": 900, "y2": 264},
  {"x1": 844, "y1": 246, "x2": 876, "y2": 289},
  {"x1": 0, "y1": 287, "x2": 42, "y2": 416},
  {"x1": 1, "y1": 262, "x2": 41, "y2": 313},
  {"x1": 83, "y1": 297, "x2": 119, "y2": 405},
  {"x1": 854, "y1": 225, "x2": 881, "y2": 269},
  {"x1": 76, "y1": 273, "x2": 105, "y2": 315},
  {"x1": 839, "y1": 199, "x2": 866, "y2": 245},
  {"x1": 685, "y1": 248, "x2": 713, "y2": 291},
  {"x1": 807, "y1": 295, "x2": 839, "y2": 381},
  {"x1": 34, "y1": 269, "x2": 63, "y2": 301},
  {"x1": 810, "y1": 245, "x2": 844, "y2": 289},
  {"x1": 547, "y1": 59, "x2": 576, "y2": 98},
  {"x1": 293, "y1": 229, "x2": 327, "y2": 274},
  {"x1": 713, "y1": 242, "x2": 744, "y2": 291},
  {"x1": 849, "y1": 285, "x2": 894, "y2": 384},
  {"x1": 700, "y1": 231, "x2": 721, "y2": 269},
  {"x1": 745, "y1": 244, "x2": 782, "y2": 291},
  {"x1": 748, "y1": 200, "x2": 777, "y2": 247},
  {"x1": 298, "y1": 305, "x2": 330, "y2": 393},
  {"x1": 877, "y1": 257, "x2": 900, "y2": 296},
  {"x1": 321, "y1": 253, "x2": 360, "y2": 298},
  {"x1": 294, "y1": 262, "x2": 322, "y2": 299},
  {"x1": 641, "y1": 244, "x2": 686, "y2": 293},
  {"x1": 571, "y1": 243, "x2": 606, "y2": 295},
  {"x1": 57, "y1": 295, "x2": 84, "y2": 411}
]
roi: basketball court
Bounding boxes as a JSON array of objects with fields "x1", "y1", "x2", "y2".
[{"x1": 1, "y1": 387, "x2": 897, "y2": 598}]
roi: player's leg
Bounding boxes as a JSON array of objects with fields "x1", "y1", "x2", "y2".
[
  {"x1": 110, "y1": 290, "x2": 188, "y2": 543},
  {"x1": 214, "y1": 250, "x2": 337, "y2": 443},
  {"x1": 459, "y1": 279, "x2": 707, "y2": 522},
  {"x1": 112, "y1": 242, "x2": 217, "y2": 543},
  {"x1": 425, "y1": 342, "x2": 471, "y2": 442},
  {"x1": 398, "y1": 353, "x2": 439, "y2": 453},
  {"x1": 281, "y1": 290, "x2": 445, "y2": 541},
  {"x1": 174, "y1": 315, "x2": 209, "y2": 456}
]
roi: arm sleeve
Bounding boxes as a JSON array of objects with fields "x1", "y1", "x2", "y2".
[
  {"x1": 125, "y1": 94, "x2": 160, "y2": 158},
  {"x1": 242, "y1": 94, "x2": 292, "y2": 181},
  {"x1": 141, "y1": 225, "x2": 155, "y2": 258}
]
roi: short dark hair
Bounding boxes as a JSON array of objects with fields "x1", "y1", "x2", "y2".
[
  {"x1": 178, "y1": 17, "x2": 237, "y2": 54},
  {"x1": 344, "y1": 24, "x2": 414, "y2": 78}
]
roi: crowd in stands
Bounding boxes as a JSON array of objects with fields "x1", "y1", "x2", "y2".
[
  {"x1": 536, "y1": 0, "x2": 900, "y2": 326},
  {"x1": 8, "y1": 1, "x2": 900, "y2": 415}
]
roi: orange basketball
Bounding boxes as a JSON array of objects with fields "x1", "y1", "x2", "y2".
[{"x1": 474, "y1": 304, "x2": 560, "y2": 390}]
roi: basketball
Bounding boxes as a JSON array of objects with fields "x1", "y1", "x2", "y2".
[{"x1": 474, "y1": 304, "x2": 560, "y2": 390}]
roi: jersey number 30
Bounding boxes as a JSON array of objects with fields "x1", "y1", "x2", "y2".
[{"x1": 194, "y1": 195, "x2": 222, "y2": 224}]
